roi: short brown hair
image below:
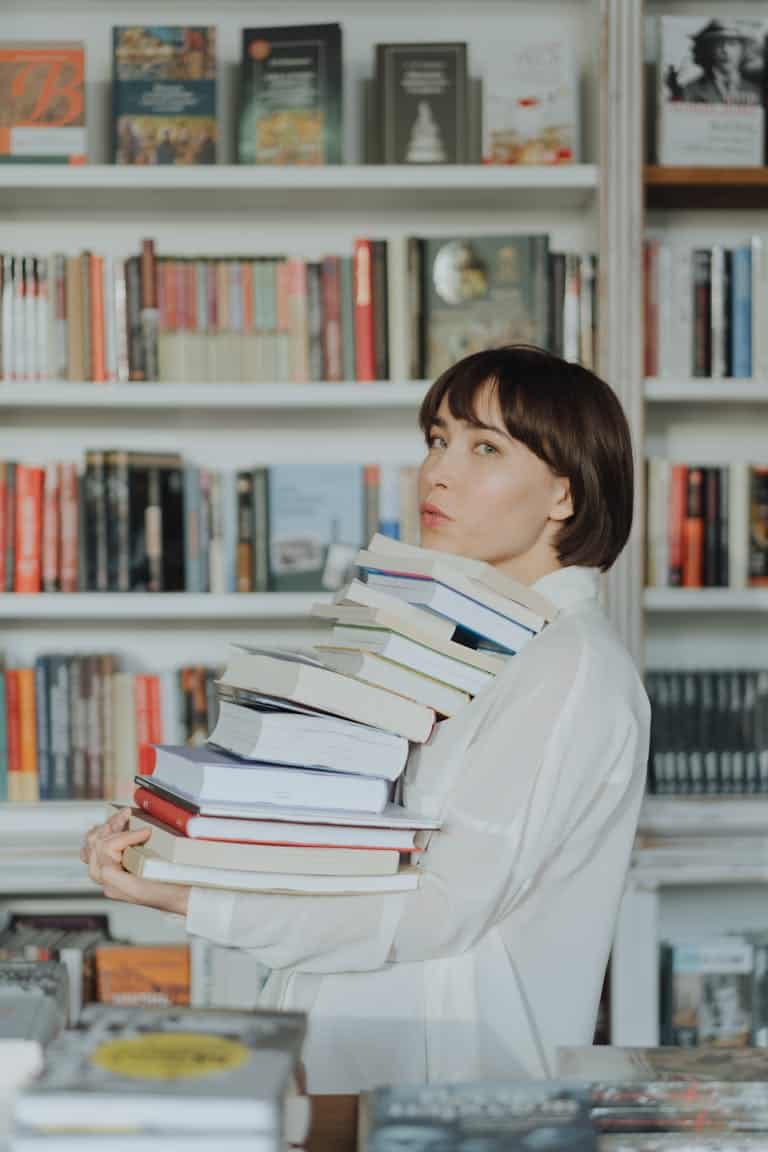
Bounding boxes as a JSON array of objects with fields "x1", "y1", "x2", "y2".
[{"x1": 418, "y1": 345, "x2": 634, "y2": 572}]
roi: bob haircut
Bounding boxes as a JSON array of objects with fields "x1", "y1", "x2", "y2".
[{"x1": 418, "y1": 345, "x2": 634, "y2": 572}]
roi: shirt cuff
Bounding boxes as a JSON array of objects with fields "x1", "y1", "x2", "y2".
[{"x1": 185, "y1": 886, "x2": 238, "y2": 944}]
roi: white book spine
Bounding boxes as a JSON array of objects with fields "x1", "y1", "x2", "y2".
[
  {"x1": 710, "y1": 245, "x2": 725, "y2": 379},
  {"x1": 35, "y1": 257, "x2": 48, "y2": 382},
  {"x1": 753, "y1": 236, "x2": 768, "y2": 381},
  {"x1": 671, "y1": 243, "x2": 693, "y2": 380},
  {"x1": 114, "y1": 258, "x2": 129, "y2": 383},
  {"x1": 656, "y1": 243, "x2": 673, "y2": 378},
  {"x1": 14, "y1": 255, "x2": 27, "y2": 380},
  {"x1": 103, "y1": 253, "x2": 117, "y2": 382},
  {"x1": 24, "y1": 256, "x2": 36, "y2": 381},
  {"x1": 563, "y1": 252, "x2": 580, "y2": 361},
  {"x1": 2, "y1": 255, "x2": 13, "y2": 380}
]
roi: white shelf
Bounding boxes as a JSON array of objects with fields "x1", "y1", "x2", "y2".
[
  {"x1": 645, "y1": 378, "x2": 768, "y2": 403},
  {"x1": 644, "y1": 588, "x2": 768, "y2": 612},
  {"x1": 0, "y1": 382, "x2": 428, "y2": 411},
  {"x1": 639, "y1": 796, "x2": 768, "y2": 837},
  {"x1": 0, "y1": 164, "x2": 599, "y2": 213},
  {"x1": 628, "y1": 861, "x2": 768, "y2": 890},
  {"x1": 0, "y1": 802, "x2": 105, "y2": 894},
  {"x1": 0, "y1": 593, "x2": 330, "y2": 620}
]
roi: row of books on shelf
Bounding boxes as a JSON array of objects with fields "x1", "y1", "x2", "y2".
[
  {"x1": 659, "y1": 935, "x2": 768, "y2": 1050},
  {"x1": 0, "y1": 658, "x2": 220, "y2": 803},
  {"x1": 0, "y1": 458, "x2": 418, "y2": 595},
  {"x1": 0, "y1": 535, "x2": 552, "y2": 814},
  {"x1": 644, "y1": 238, "x2": 767, "y2": 381},
  {"x1": 5, "y1": 26, "x2": 579, "y2": 167},
  {"x1": 0, "y1": 237, "x2": 597, "y2": 384},
  {"x1": 644, "y1": 461, "x2": 768, "y2": 589},
  {"x1": 646, "y1": 668, "x2": 768, "y2": 797}
]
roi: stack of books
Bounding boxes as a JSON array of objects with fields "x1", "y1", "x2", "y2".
[
  {"x1": 0, "y1": 962, "x2": 68, "y2": 1048},
  {"x1": 11, "y1": 1003, "x2": 310, "y2": 1151},
  {"x1": 123, "y1": 535, "x2": 556, "y2": 896}
]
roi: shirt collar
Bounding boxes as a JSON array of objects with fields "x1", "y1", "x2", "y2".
[{"x1": 531, "y1": 565, "x2": 601, "y2": 612}]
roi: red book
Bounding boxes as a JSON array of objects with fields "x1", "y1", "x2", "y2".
[
  {"x1": 353, "y1": 239, "x2": 375, "y2": 382},
  {"x1": 14, "y1": 465, "x2": 43, "y2": 593},
  {"x1": 58, "y1": 462, "x2": 79, "y2": 593},
  {"x1": 242, "y1": 262, "x2": 254, "y2": 333},
  {"x1": 5, "y1": 669, "x2": 20, "y2": 798},
  {"x1": 147, "y1": 675, "x2": 163, "y2": 744},
  {"x1": 134, "y1": 676, "x2": 153, "y2": 765},
  {"x1": 682, "y1": 467, "x2": 705, "y2": 588},
  {"x1": 668, "y1": 464, "x2": 687, "y2": 587},
  {"x1": 90, "y1": 253, "x2": 106, "y2": 382},
  {"x1": 138, "y1": 742, "x2": 156, "y2": 777},
  {"x1": 134, "y1": 784, "x2": 191, "y2": 833}
]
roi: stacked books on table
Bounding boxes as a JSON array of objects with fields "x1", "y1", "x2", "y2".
[
  {"x1": 10, "y1": 1003, "x2": 310, "y2": 1152},
  {"x1": 122, "y1": 535, "x2": 556, "y2": 896}
]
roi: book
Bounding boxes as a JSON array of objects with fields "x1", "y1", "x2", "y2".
[
  {"x1": 482, "y1": 35, "x2": 578, "y2": 164},
  {"x1": 409, "y1": 233, "x2": 550, "y2": 378},
  {"x1": 218, "y1": 646, "x2": 436, "y2": 743},
  {"x1": 657, "y1": 17, "x2": 765, "y2": 167},
  {"x1": 375, "y1": 42, "x2": 469, "y2": 164},
  {"x1": 209, "y1": 698, "x2": 409, "y2": 781},
  {"x1": 93, "y1": 943, "x2": 190, "y2": 1007},
  {"x1": 14, "y1": 1003, "x2": 306, "y2": 1132},
  {"x1": 558, "y1": 1045, "x2": 768, "y2": 1081},
  {"x1": 316, "y1": 645, "x2": 470, "y2": 718},
  {"x1": 124, "y1": 844, "x2": 421, "y2": 893},
  {"x1": 132, "y1": 784, "x2": 419, "y2": 849},
  {"x1": 134, "y1": 775, "x2": 442, "y2": 831},
  {"x1": 748, "y1": 466, "x2": 768, "y2": 587},
  {"x1": 360, "y1": 1081, "x2": 594, "y2": 1152},
  {"x1": 112, "y1": 27, "x2": 217, "y2": 165},
  {"x1": 267, "y1": 464, "x2": 364, "y2": 592},
  {"x1": 0, "y1": 962, "x2": 68, "y2": 1045},
  {"x1": 238, "y1": 24, "x2": 342, "y2": 165},
  {"x1": 336, "y1": 577, "x2": 458, "y2": 642},
  {"x1": 127, "y1": 811, "x2": 403, "y2": 875},
  {"x1": 144, "y1": 742, "x2": 393, "y2": 814},
  {"x1": 0, "y1": 43, "x2": 86, "y2": 163},
  {"x1": 361, "y1": 570, "x2": 544, "y2": 653},
  {"x1": 661, "y1": 938, "x2": 754, "y2": 1047}
]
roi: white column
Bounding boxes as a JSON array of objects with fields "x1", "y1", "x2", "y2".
[{"x1": 599, "y1": 0, "x2": 646, "y2": 669}]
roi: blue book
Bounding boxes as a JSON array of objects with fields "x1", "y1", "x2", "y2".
[
  {"x1": 731, "y1": 245, "x2": 753, "y2": 379},
  {"x1": 49, "y1": 656, "x2": 72, "y2": 800},
  {"x1": 183, "y1": 465, "x2": 201, "y2": 593},
  {"x1": 35, "y1": 656, "x2": 52, "y2": 801},
  {"x1": 112, "y1": 27, "x2": 217, "y2": 166},
  {"x1": 0, "y1": 666, "x2": 7, "y2": 803},
  {"x1": 221, "y1": 469, "x2": 238, "y2": 594},
  {"x1": 268, "y1": 464, "x2": 364, "y2": 592}
]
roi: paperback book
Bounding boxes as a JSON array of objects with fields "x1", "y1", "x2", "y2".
[
  {"x1": 375, "y1": 42, "x2": 469, "y2": 164},
  {"x1": 0, "y1": 42, "x2": 86, "y2": 163}
]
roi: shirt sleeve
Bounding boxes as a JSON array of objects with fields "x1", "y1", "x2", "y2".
[{"x1": 185, "y1": 621, "x2": 648, "y2": 973}]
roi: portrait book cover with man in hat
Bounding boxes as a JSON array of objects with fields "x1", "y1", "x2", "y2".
[{"x1": 657, "y1": 15, "x2": 766, "y2": 166}]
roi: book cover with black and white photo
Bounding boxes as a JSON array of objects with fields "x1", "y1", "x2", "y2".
[
  {"x1": 657, "y1": 16, "x2": 765, "y2": 166},
  {"x1": 376, "y1": 43, "x2": 469, "y2": 164}
]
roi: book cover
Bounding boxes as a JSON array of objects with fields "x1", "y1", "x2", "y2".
[
  {"x1": 376, "y1": 42, "x2": 468, "y2": 164},
  {"x1": 238, "y1": 24, "x2": 342, "y2": 165},
  {"x1": 94, "y1": 944, "x2": 190, "y2": 1007},
  {"x1": 668, "y1": 938, "x2": 754, "y2": 1047},
  {"x1": 112, "y1": 27, "x2": 217, "y2": 165},
  {"x1": 362, "y1": 1082, "x2": 593, "y2": 1152},
  {"x1": 748, "y1": 465, "x2": 768, "y2": 586},
  {"x1": 267, "y1": 463, "x2": 364, "y2": 592},
  {"x1": 0, "y1": 42, "x2": 86, "y2": 163},
  {"x1": 414, "y1": 233, "x2": 549, "y2": 378},
  {"x1": 657, "y1": 17, "x2": 765, "y2": 167},
  {"x1": 482, "y1": 35, "x2": 578, "y2": 164}
]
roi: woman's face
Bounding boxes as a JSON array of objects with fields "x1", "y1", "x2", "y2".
[{"x1": 418, "y1": 383, "x2": 572, "y2": 581}]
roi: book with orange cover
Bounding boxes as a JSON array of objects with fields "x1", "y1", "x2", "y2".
[
  {"x1": 354, "y1": 238, "x2": 375, "y2": 381},
  {"x1": 90, "y1": 253, "x2": 106, "y2": 382},
  {"x1": 16, "y1": 666, "x2": 39, "y2": 802},
  {"x1": 682, "y1": 466, "x2": 704, "y2": 589},
  {"x1": 5, "y1": 668, "x2": 21, "y2": 801},
  {"x1": 14, "y1": 464, "x2": 43, "y2": 594},
  {"x1": 94, "y1": 943, "x2": 190, "y2": 1006},
  {"x1": 0, "y1": 42, "x2": 86, "y2": 163}
]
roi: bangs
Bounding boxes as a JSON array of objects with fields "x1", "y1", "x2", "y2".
[{"x1": 418, "y1": 346, "x2": 559, "y2": 471}]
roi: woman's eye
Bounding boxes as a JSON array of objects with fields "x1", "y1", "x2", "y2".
[
  {"x1": 428, "y1": 434, "x2": 447, "y2": 450},
  {"x1": 475, "y1": 441, "x2": 499, "y2": 456}
]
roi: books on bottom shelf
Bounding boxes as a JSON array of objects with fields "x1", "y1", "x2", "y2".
[{"x1": 11, "y1": 1003, "x2": 310, "y2": 1151}]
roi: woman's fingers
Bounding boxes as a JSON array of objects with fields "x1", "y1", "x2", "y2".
[
  {"x1": 107, "y1": 808, "x2": 131, "y2": 833},
  {"x1": 101, "y1": 826, "x2": 152, "y2": 862}
]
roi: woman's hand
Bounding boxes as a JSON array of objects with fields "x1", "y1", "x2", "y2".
[{"x1": 81, "y1": 808, "x2": 190, "y2": 917}]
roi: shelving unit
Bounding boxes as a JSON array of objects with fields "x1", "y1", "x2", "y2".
[
  {"x1": 0, "y1": 593, "x2": 330, "y2": 620},
  {"x1": 645, "y1": 378, "x2": 768, "y2": 404},
  {"x1": 0, "y1": 383, "x2": 429, "y2": 411},
  {"x1": 644, "y1": 589, "x2": 768, "y2": 613}
]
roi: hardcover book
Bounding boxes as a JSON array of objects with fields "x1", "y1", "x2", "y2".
[
  {"x1": 238, "y1": 24, "x2": 342, "y2": 165},
  {"x1": 376, "y1": 42, "x2": 468, "y2": 164},
  {"x1": 0, "y1": 42, "x2": 86, "y2": 163},
  {"x1": 267, "y1": 463, "x2": 364, "y2": 592},
  {"x1": 409, "y1": 233, "x2": 550, "y2": 379},
  {"x1": 657, "y1": 17, "x2": 765, "y2": 167},
  {"x1": 112, "y1": 27, "x2": 217, "y2": 165},
  {"x1": 482, "y1": 35, "x2": 578, "y2": 164}
]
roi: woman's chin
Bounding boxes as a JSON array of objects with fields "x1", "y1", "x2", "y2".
[{"x1": 420, "y1": 523, "x2": 460, "y2": 552}]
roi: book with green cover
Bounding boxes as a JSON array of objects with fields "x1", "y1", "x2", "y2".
[{"x1": 238, "y1": 24, "x2": 342, "y2": 165}]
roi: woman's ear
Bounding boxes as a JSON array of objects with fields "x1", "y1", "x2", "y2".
[{"x1": 549, "y1": 477, "x2": 574, "y2": 523}]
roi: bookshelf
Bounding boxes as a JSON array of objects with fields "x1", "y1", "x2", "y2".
[
  {"x1": 0, "y1": 383, "x2": 429, "y2": 411},
  {"x1": 0, "y1": 593, "x2": 331, "y2": 620},
  {"x1": 610, "y1": 0, "x2": 768, "y2": 1047}
]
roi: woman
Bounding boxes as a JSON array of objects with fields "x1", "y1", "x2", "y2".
[{"x1": 82, "y1": 345, "x2": 650, "y2": 1093}]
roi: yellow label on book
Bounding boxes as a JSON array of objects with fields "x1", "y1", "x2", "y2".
[{"x1": 91, "y1": 1033, "x2": 250, "y2": 1080}]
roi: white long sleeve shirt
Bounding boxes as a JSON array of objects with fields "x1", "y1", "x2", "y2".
[{"x1": 185, "y1": 565, "x2": 650, "y2": 1093}]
